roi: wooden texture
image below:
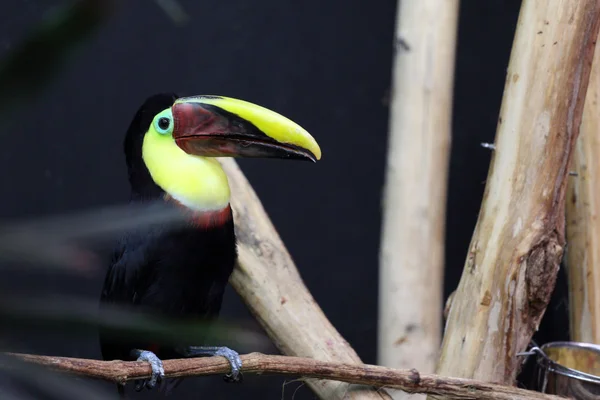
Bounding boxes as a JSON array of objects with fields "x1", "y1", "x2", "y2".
[
  {"x1": 221, "y1": 159, "x2": 390, "y2": 400},
  {"x1": 566, "y1": 35, "x2": 600, "y2": 344},
  {"x1": 434, "y1": 0, "x2": 600, "y2": 388},
  {"x1": 6, "y1": 352, "x2": 566, "y2": 400},
  {"x1": 378, "y1": 3, "x2": 459, "y2": 400}
]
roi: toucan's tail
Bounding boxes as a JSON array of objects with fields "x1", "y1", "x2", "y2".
[
  {"x1": 114, "y1": 378, "x2": 183, "y2": 398},
  {"x1": 160, "y1": 377, "x2": 184, "y2": 396}
]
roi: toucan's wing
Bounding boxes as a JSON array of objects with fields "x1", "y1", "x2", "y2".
[
  {"x1": 100, "y1": 232, "x2": 156, "y2": 305},
  {"x1": 98, "y1": 228, "x2": 162, "y2": 362}
]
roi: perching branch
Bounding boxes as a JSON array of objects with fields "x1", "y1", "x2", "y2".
[
  {"x1": 220, "y1": 159, "x2": 389, "y2": 400},
  {"x1": 435, "y1": 0, "x2": 600, "y2": 389},
  {"x1": 378, "y1": 0, "x2": 459, "y2": 390},
  {"x1": 565, "y1": 31, "x2": 600, "y2": 343},
  {"x1": 5, "y1": 352, "x2": 565, "y2": 400}
]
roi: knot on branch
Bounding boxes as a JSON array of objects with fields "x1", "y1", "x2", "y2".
[
  {"x1": 408, "y1": 368, "x2": 421, "y2": 385},
  {"x1": 525, "y1": 233, "x2": 563, "y2": 317}
]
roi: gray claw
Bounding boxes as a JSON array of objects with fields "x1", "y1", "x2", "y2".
[
  {"x1": 214, "y1": 347, "x2": 242, "y2": 382},
  {"x1": 133, "y1": 350, "x2": 165, "y2": 391},
  {"x1": 184, "y1": 346, "x2": 243, "y2": 382}
]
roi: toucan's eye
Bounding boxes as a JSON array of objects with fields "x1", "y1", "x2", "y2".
[
  {"x1": 158, "y1": 118, "x2": 170, "y2": 130},
  {"x1": 153, "y1": 109, "x2": 174, "y2": 135}
]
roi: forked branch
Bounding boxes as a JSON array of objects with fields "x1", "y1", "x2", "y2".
[{"x1": 5, "y1": 352, "x2": 564, "y2": 400}]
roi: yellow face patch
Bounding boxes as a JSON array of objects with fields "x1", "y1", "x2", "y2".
[
  {"x1": 175, "y1": 96, "x2": 322, "y2": 160},
  {"x1": 142, "y1": 112, "x2": 231, "y2": 211}
]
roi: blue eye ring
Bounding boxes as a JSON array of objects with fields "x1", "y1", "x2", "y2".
[{"x1": 153, "y1": 110, "x2": 173, "y2": 135}]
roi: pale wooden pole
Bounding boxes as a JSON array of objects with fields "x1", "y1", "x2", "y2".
[
  {"x1": 378, "y1": 1, "x2": 459, "y2": 399},
  {"x1": 566, "y1": 37, "x2": 600, "y2": 344},
  {"x1": 433, "y1": 0, "x2": 600, "y2": 391},
  {"x1": 221, "y1": 159, "x2": 391, "y2": 400}
]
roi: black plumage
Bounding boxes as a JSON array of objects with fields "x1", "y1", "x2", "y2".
[{"x1": 98, "y1": 93, "x2": 238, "y2": 394}]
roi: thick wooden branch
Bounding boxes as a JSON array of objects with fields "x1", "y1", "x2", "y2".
[
  {"x1": 435, "y1": 0, "x2": 600, "y2": 389},
  {"x1": 378, "y1": 1, "x2": 459, "y2": 394},
  {"x1": 566, "y1": 32, "x2": 600, "y2": 343},
  {"x1": 220, "y1": 159, "x2": 389, "y2": 400},
  {"x1": 5, "y1": 352, "x2": 565, "y2": 400}
]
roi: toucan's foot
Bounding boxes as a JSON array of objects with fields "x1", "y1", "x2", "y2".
[
  {"x1": 130, "y1": 349, "x2": 165, "y2": 391},
  {"x1": 180, "y1": 346, "x2": 243, "y2": 382},
  {"x1": 213, "y1": 347, "x2": 243, "y2": 382}
]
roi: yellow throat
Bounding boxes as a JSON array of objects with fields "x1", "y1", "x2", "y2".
[{"x1": 141, "y1": 128, "x2": 231, "y2": 212}]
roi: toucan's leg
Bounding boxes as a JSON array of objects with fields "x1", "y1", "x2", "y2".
[
  {"x1": 130, "y1": 349, "x2": 165, "y2": 391},
  {"x1": 177, "y1": 346, "x2": 242, "y2": 382}
]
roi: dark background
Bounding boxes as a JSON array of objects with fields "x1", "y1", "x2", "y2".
[{"x1": 0, "y1": 0, "x2": 569, "y2": 398}]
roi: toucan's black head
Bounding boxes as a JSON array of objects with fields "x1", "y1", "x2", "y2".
[{"x1": 124, "y1": 93, "x2": 178, "y2": 197}]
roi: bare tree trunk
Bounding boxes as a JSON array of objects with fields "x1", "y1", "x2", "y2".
[
  {"x1": 378, "y1": 1, "x2": 459, "y2": 398},
  {"x1": 433, "y1": 0, "x2": 600, "y2": 392},
  {"x1": 221, "y1": 159, "x2": 391, "y2": 400},
  {"x1": 566, "y1": 37, "x2": 600, "y2": 344}
]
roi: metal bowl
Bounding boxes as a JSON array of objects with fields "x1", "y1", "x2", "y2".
[{"x1": 532, "y1": 341, "x2": 600, "y2": 399}]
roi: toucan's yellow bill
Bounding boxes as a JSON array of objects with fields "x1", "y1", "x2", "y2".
[{"x1": 171, "y1": 95, "x2": 321, "y2": 162}]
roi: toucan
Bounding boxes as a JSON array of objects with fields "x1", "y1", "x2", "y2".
[{"x1": 98, "y1": 93, "x2": 321, "y2": 395}]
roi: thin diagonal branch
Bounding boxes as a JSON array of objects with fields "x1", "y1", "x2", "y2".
[{"x1": 3, "y1": 352, "x2": 564, "y2": 400}]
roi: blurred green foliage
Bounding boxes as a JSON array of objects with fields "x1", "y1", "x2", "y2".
[
  {"x1": 0, "y1": 0, "x2": 117, "y2": 114},
  {"x1": 1, "y1": 295, "x2": 265, "y2": 350},
  {"x1": 0, "y1": 1, "x2": 263, "y2": 399},
  {"x1": 0, "y1": 0, "x2": 187, "y2": 114}
]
